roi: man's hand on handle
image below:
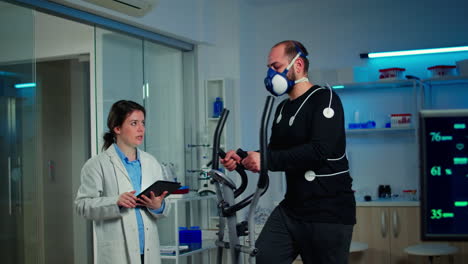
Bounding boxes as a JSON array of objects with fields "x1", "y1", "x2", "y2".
[
  {"x1": 241, "y1": 151, "x2": 260, "y2": 173},
  {"x1": 220, "y1": 150, "x2": 260, "y2": 173},
  {"x1": 220, "y1": 150, "x2": 242, "y2": 171}
]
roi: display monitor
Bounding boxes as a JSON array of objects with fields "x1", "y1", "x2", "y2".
[{"x1": 420, "y1": 109, "x2": 468, "y2": 241}]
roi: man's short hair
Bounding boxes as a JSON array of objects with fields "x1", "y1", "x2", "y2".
[{"x1": 273, "y1": 40, "x2": 309, "y2": 73}]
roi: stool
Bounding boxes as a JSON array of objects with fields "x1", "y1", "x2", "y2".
[
  {"x1": 404, "y1": 243, "x2": 458, "y2": 264},
  {"x1": 349, "y1": 241, "x2": 368, "y2": 253}
]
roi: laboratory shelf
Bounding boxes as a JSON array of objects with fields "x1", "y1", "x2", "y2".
[
  {"x1": 422, "y1": 76, "x2": 468, "y2": 86},
  {"x1": 166, "y1": 193, "x2": 217, "y2": 202},
  {"x1": 160, "y1": 239, "x2": 217, "y2": 259},
  {"x1": 356, "y1": 200, "x2": 420, "y2": 207},
  {"x1": 345, "y1": 127, "x2": 415, "y2": 135},
  {"x1": 162, "y1": 193, "x2": 218, "y2": 263},
  {"x1": 332, "y1": 79, "x2": 415, "y2": 91}
]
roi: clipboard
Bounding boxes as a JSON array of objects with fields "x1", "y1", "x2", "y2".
[{"x1": 137, "y1": 180, "x2": 182, "y2": 199}]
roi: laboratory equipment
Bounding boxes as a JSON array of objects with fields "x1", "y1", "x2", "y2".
[
  {"x1": 379, "y1": 67, "x2": 405, "y2": 80},
  {"x1": 210, "y1": 96, "x2": 274, "y2": 264},
  {"x1": 420, "y1": 109, "x2": 468, "y2": 240},
  {"x1": 390, "y1": 113, "x2": 412, "y2": 128},
  {"x1": 427, "y1": 65, "x2": 457, "y2": 78},
  {"x1": 197, "y1": 168, "x2": 216, "y2": 195}
]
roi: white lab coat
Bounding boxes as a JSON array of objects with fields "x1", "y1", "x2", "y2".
[{"x1": 75, "y1": 144, "x2": 171, "y2": 264}]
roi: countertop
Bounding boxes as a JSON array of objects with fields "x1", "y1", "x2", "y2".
[{"x1": 356, "y1": 197, "x2": 419, "y2": 207}]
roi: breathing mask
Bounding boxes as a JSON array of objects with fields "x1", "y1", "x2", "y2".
[{"x1": 264, "y1": 51, "x2": 307, "y2": 96}]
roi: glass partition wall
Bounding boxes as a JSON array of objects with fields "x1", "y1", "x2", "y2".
[
  {"x1": 94, "y1": 27, "x2": 187, "y2": 181},
  {"x1": 1, "y1": 1, "x2": 196, "y2": 263},
  {"x1": 0, "y1": 3, "x2": 36, "y2": 263},
  {"x1": 0, "y1": 2, "x2": 93, "y2": 263}
]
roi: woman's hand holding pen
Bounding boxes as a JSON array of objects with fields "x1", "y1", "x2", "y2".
[{"x1": 137, "y1": 191, "x2": 168, "y2": 210}]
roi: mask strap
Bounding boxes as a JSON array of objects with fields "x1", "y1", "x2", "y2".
[
  {"x1": 285, "y1": 52, "x2": 302, "y2": 71},
  {"x1": 295, "y1": 77, "x2": 309, "y2": 84}
]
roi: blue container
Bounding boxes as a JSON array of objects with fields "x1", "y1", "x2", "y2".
[
  {"x1": 348, "y1": 123, "x2": 360, "y2": 129},
  {"x1": 179, "y1": 226, "x2": 202, "y2": 250},
  {"x1": 178, "y1": 227, "x2": 190, "y2": 247},
  {"x1": 213, "y1": 97, "x2": 223, "y2": 118},
  {"x1": 189, "y1": 226, "x2": 202, "y2": 250}
]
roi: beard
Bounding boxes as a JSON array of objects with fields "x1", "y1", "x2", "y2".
[{"x1": 287, "y1": 65, "x2": 299, "y2": 82}]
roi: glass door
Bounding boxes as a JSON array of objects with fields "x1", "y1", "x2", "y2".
[
  {"x1": 94, "y1": 27, "x2": 144, "y2": 152},
  {"x1": 0, "y1": 2, "x2": 36, "y2": 263},
  {"x1": 1, "y1": 3, "x2": 94, "y2": 263},
  {"x1": 143, "y1": 40, "x2": 185, "y2": 179}
]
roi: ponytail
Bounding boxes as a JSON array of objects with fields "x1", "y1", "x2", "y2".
[{"x1": 102, "y1": 131, "x2": 115, "y2": 151}]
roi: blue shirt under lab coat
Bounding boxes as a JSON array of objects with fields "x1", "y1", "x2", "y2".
[{"x1": 114, "y1": 144, "x2": 164, "y2": 254}]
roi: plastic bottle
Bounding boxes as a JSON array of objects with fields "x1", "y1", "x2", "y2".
[
  {"x1": 354, "y1": 110, "x2": 360, "y2": 124},
  {"x1": 213, "y1": 97, "x2": 223, "y2": 118}
]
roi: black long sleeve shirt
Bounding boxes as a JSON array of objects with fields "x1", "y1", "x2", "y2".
[{"x1": 268, "y1": 85, "x2": 356, "y2": 224}]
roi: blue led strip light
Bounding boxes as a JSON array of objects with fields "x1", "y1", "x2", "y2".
[
  {"x1": 15, "y1": 82, "x2": 36, "y2": 89},
  {"x1": 361, "y1": 46, "x2": 468, "y2": 58}
]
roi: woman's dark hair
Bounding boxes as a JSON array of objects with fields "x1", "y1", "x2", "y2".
[{"x1": 102, "y1": 100, "x2": 146, "y2": 151}]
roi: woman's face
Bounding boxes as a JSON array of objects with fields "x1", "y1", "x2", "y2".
[{"x1": 113, "y1": 110, "x2": 145, "y2": 148}]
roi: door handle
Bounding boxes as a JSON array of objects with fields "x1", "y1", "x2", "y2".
[
  {"x1": 8, "y1": 156, "x2": 12, "y2": 215},
  {"x1": 381, "y1": 209, "x2": 387, "y2": 238},
  {"x1": 392, "y1": 210, "x2": 399, "y2": 238},
  {"x1": 17, "y1": 156, "x2": 22, "y2": 215}
]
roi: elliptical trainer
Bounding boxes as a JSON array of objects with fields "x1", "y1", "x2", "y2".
[{"x1": 209, "y1": 96, "x2": 275, "y2": 264}]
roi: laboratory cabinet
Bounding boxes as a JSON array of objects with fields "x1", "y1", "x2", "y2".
[
  {"x1": 350, "y1": 205, "x2": 468, "y2": 264},
  {"x1": 160, "y1": 194, "x2": 218, "y2": 264},
  {"x1": 292, "y1": 205, "x2": 468, "y2": 264},
  {"x1": 451, "y1": 242, "x2": 468, "y2": 264},
  {"x1": 350, "y1": 206, "x2": 424, "y2": 264}
]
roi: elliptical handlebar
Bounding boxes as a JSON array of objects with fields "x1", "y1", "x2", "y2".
[
  {"x1": 218, "y1": 149, "x2": 249, "y2": 198},
  {"x1": 211, "y1": 109, "x2": 229, "y2": 171},
  {"x1": 210, "y1": 96, "x2": 275, "y2": 216},
  {"x1": 213, "y1": 96, "x2": 276, "y2": 264},
  {"x1": 259, "y1": 96, "x2": 274, "y2": 188}
]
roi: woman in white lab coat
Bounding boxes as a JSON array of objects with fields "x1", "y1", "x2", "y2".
[{"x1": 75, "y1": 100, "x2": 170, "y2": 264}]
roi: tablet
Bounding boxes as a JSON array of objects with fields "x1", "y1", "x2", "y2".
[{"x1": 137, "y1": 180, "x2": 181, "y2": 199}]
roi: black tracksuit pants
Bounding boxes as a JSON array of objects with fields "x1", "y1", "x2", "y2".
[{"x1": 255, "y1": 205, "x2": 353, "y2": 264}]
